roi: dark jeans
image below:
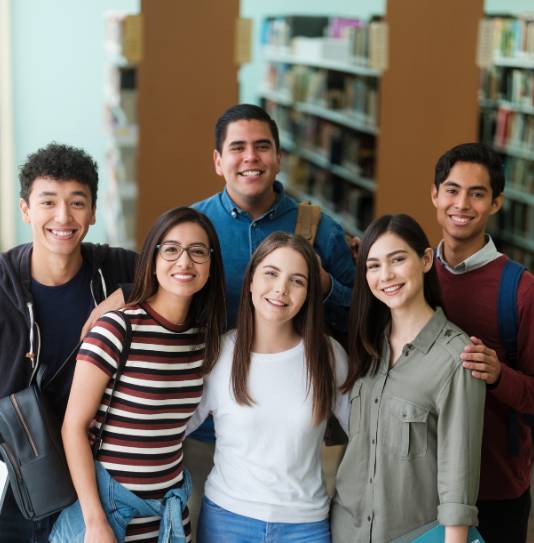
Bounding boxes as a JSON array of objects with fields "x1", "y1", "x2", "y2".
[
  {"x1": 478, "y1": 488, "x2": 531, "y2": 543},
  {"x1": 0, "y1": 486, "x2": 54, "y2": 543}
]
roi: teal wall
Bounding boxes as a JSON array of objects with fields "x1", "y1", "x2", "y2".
[
  {"x1": 486, "y1": 0, "x2": 533, "y2": 14},
  {"x1": 239, "y1": 0, "x2": 386, "y2": 104},
  {"x1": 11, "y1": 0, "x2": 139, "y2": 244}
]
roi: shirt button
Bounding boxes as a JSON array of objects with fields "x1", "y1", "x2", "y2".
[
  {"x1": 371, "y1": 438, "x2": 375, "y2": 444},
  {"x1": 369, "y1": 478, "x2": 372, "y2": 484},
  {"x1": 367, "y1": 515, "x2": 371, "y2": 522},
  {"x1": 374, "y1": 398, "x2": 379, "y2": 404}
]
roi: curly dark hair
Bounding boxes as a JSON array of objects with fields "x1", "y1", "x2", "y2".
[{"x1": 19, "y1": 143, "x2": 99, "y2": 205}]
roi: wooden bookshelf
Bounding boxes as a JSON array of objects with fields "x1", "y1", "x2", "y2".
[{"x1": 136, "y1": 0, "x2": 239, "y2": 246}]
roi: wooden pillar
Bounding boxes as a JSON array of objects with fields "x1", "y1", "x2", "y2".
[
  {"x1": 137, "y1": 0, "x2": 239, "y2": 245},
  {"x1": 376, "y1": 0, "x2": 484, "y2": 244}
]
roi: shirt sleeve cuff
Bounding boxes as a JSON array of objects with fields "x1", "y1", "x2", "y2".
[{"x1": 437, "y1": 503, "x2": 479, "y2": 527}]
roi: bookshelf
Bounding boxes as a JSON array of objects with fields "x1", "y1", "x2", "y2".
[
  {"x1": 479, "y1": 13, "x2": 534, "y2": 269},
  {"x1": 103, "y1": 12, "x2": 141, "y2": 251},
  {"x1": 259, "y1": 16, "x2": 381, "y2": 236}
]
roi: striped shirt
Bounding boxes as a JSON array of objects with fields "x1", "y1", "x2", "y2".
[{"x1": 78, "y1": 303, "x2": 205, "y2": 542}]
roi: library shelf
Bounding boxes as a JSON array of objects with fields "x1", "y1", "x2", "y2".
[
  {"x1": 263, "y1": 46, "x2": 380, "y2": 78},
  {"x1": 279, "y1": 133, "x2": 376, "y2": 192},
  {"x1": 479, "y1": 98, "x2": 534, "y2": 116},
  {"x1": 494, "y1": 230, "x2": 534, "y2": 253},
  {"x1": 259, "y1": 89, "x2": 378, "y2": 134},
  {"x1": 505, "y1": 187, "x2": 534, "y2": 207},
  {"x1": 493, "y1": 144, "x2": 534, "y2": 162}
]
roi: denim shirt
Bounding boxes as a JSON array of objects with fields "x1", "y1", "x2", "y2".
[
  {"x1": 50, "y1": 462, "x2": 192, "y2": 543},
  {"x1": 193, "y1": 181, "x2": 355, "y2": 331}
]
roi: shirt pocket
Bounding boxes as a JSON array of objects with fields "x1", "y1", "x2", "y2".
[
  {"x1": 348, "y1": 381, "x2": 363, "y2": 436},
  {"x1": 386, "y1": 397, "x2": 429, "y2": 459}
]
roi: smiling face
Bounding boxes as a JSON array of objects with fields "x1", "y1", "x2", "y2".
[
  {"x1": 19, "y1": 177, "x2": 95, "y2": 259},
  {"x1": 154, "y1": 221, "x2": 211, "y2": 303},
  {"x1": 431, "y1": 161, "x2": 503, "y2": 249},
  {"x1": 365, "y1": 232, "x2": 433, "y2": 313},
  {"x1": 213, "y1": 119, "x2": 281, "y2": 214},
  {"x1": 250, "y1": 246, "x2": 308, "y2": 330}
]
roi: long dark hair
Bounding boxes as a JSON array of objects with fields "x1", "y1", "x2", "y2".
[
  {"x1": 342, "y1": 214, "x2": 442, "y2": 392},
  {"x1": 231, "y1": 232, "x2": 334, "y2": 425},
  {"x1": 128, "y1": 206, "x2": 226, "y2": 372}
]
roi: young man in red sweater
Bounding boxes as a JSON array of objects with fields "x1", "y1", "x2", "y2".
[{"x1": 431, "y1": 142, "x2": 534, "y2": 543}]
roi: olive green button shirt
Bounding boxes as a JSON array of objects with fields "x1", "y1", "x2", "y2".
[{"x1": 332, "y1": 308, "x2": 486, "y2": 543}]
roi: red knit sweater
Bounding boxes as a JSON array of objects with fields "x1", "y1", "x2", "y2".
[{"x1": 436, "y1": 256, "x2": 534, "y2": 500}]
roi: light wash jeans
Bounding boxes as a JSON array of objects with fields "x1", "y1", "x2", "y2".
[
  {"x1": 197, "y1": 496, "x2": 331, "y2": 543},
  {"x1": 49, "y1": 461, "x2": 192, "y2": 543}
]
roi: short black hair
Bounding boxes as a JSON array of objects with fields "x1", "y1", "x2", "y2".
[
  {"x1": 19, "y1": 143, "x2": 99, "y2": 206},
  {"x1": 434, "y1": 142, "x2": 505, "y2": 199},
  {"x1": 214, "y1": 104, "x2": 280, "y2": 153}
]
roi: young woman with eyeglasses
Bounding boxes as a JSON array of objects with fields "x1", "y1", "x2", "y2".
[
  {"x1": 50, "y1": 207, "x2": 226, "y2": 543},
  {"x1": 331, "y1": 214, "x2": 485, "y2": 543},
  {"x1": 187, "y1": 232, "x2": 349, "y2": 543}
]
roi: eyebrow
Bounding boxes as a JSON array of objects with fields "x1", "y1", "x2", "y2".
[
  {"x1": 442, "y1": 180, "x2": 489, "y2": 192},
  {"x1": 262, "y1": 264, "x2": 308, "y2": 279},
  {"x1": 160, "y1": 240, "x2": 208, "y2": 246},
  {"x1": 228, "y1": 139, "x2": 273, "y2": 147},
  {"x1": 36, "y1": 190, "x2": 89, "y2": 198},
  {"x1": 367, "y1": 249, "x2": 408, "y2": 262}
]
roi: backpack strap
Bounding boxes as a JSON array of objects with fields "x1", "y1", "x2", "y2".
[
  {"x1": 295, "y1": 201, "x2": 321, "y2": 245},
  {"x1": 498, "y1": 259, "x2": 526, "y2": 368},
  {"x1": 92, "y1": 311, "x2": 132, "y2": 456},
  {"x1": 497, "y1": 259, "x2": 526, "y2": 456}
]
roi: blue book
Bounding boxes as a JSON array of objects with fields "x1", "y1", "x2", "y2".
[{"x1": 412, "y1": 525, "x2": 485, "y2": 543}]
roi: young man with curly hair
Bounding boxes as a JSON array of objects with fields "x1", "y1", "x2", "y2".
[{"x1": 0, "y1": 143, "x2": 137, "y2": 543}]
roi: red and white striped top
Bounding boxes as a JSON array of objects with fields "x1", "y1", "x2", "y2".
[{"x1": 78, "y1": 303, "x2": 205, "y2": 542}]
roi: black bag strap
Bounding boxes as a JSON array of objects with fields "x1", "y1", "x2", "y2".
[
  {"x1": 35, "y1": 340, "x2": 83, "y2": 391},
  {"x1": 92, "y1": 311, "x2": 132, "y2": 456}
]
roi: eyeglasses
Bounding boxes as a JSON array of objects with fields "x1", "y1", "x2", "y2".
[{"x1": 156, "y1": 242, "x2": 212, "y2": 263}]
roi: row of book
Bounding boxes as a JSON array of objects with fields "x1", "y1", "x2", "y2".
[
  {"x1": 264, "y1": 63, "x2": 379, "y2": 126},
  {"x1": 261, "y1": 15, "x2": 380, "y2": 67},
  {"x1": 480, "y1": 108, "x2": 534, "y2": 154},
  {"x1": 265, "y1": 101, "x2": 376, "y2": 180},
  {"x1": 505, "y1": 157, "x2": 534, "y2": 194},
  {"x1": 484, "y1": 14, "x2": 534, "y2": 59},
  {"x1": 282, "y1": 156, "x2": 373, "y2": 234},
  {"x1": 495, "y1": 199, "x2": 533, "y2": 245},
  {"x1": 497, "y1": 242, "x2": 534, "y2": 270},
  {"x1": 480, "y1": 67, "x2": 534, "y2": 107}
]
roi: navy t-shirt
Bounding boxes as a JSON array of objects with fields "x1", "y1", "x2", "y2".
[{"x1": 31, "y1": 261, "x2": 93, "y2": 417}]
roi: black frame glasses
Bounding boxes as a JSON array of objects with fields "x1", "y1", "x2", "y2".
[{"x1": 156, "y1": 242, "x2": 212, "y2": 263}]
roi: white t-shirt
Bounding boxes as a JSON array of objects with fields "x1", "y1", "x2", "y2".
[{"x1": 187, "y1": 331, "x2": 349, "y2": 523}]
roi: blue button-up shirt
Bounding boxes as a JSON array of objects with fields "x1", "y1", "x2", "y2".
[{"x1": 194, "y1": 181, "x2": 355, "y2": 331}]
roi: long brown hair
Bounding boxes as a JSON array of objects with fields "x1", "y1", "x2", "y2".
[
  {"x1": 342, "y1": 214, "x2": 442, "y2": 392},
  {"x1": 231, "y1": 232, "x2": 334, "y2": 424},
  {"x1": 128, "y1": 206, "x2": 226, "y2": 372}
]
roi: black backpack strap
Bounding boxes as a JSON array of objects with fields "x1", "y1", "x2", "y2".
[
  {"x1": 92, "y1": 311, "x2": 132, "y2": 456},
  {"x1": 35, "y1": 340, "x2": 83, "y2": 391},
  {"x1": 498, "y1": 260, "x2": 527, "y2": 456}
]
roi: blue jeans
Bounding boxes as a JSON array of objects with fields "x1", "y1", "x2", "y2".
[{"x1": 197, "y1": 496, "x2": 331, "y2": 543}]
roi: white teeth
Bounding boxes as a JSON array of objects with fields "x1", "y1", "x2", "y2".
[
  {"x1": 450, "y1": 215, "x2": 471, "y2": 225},
  {"x1": 383, "y1": 285, "x2": 402, "y2": 293},
  {"x1": 172, "y1": 274, "x2": 194, "y2": 280},
  {"x1": 50, "y1": 229, "x2": 75, "y2": 238},
  {"x1": 240, "y1": 170, "x2": 261, "y2": 177}
]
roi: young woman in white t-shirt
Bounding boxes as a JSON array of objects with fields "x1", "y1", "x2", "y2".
[{"x1": 187, "y1": 232, "x2": 348, "y2": 543}]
